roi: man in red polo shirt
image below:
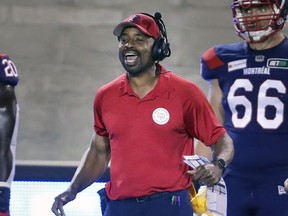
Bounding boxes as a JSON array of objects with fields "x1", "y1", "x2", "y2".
[{"x1": 51, "y1": 12, "x2": 234, "y2": 216}]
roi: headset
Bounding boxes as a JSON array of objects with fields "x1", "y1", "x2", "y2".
[{"x1": 141, "y1": 12, "x2": 171, "y2": 61}]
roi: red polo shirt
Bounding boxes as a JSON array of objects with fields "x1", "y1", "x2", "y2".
[{"x1": 94, "y1": 65, "x2": 225, "y2": 200}]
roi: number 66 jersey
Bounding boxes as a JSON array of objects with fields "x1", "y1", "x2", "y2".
[{"x1": 200, "y1": 38, "x2": 288, "y2": 171}]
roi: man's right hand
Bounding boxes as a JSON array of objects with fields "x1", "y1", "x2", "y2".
[{"x1": 51, "y1": 190, "x2": 77, "y2": 216}]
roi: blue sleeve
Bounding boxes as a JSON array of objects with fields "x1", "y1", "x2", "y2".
[
  {"x1": 200, "y1": 47, "x2": 224, "y2": 81},
  {"x1": 0, "y1": 54, "x2": 19, "y2": 86}
]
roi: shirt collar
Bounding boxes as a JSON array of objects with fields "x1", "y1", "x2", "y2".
[{"x1": 119, "y1": 64, "x2": 171, "y2": 100}]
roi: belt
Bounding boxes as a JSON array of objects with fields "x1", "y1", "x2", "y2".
[{"x1": 135, "y1": 191, "x2": 168, "y2": 203}]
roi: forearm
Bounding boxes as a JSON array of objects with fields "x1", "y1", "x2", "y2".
[
  {"x1": 207, "y1": 80, "x2": 233, "y2": 163},
  {"x1": 69, "y1": 149, "x2": 109, "y2": 193},
  {"x1": 212, "y1": 132, "x2": 234, "y2": 165},
  {"x1": 0, "y1": 151, "x2": 13, "y2": 182},
  {"x1": 194, "y1": 140, "x2": 213, "y2": 161},
  {"x1": 69, "y1": 134, "x2": 110, "y2": 194},
  {"x1": 284, "y1": 178, "x2": 288, "y2": 192},
  {"x1": 0, "y1": 104, "x2": 15, "y2": 181}
]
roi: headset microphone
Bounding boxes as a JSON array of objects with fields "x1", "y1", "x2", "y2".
[{"x1": 154, "y1": 12, "x2": 162, "y2": 20}]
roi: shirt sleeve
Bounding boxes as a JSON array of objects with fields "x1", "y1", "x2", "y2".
[
  {"x1": 200, "y1": 47, "x2": 224, "y2": 81},
  {"x1": 93, "y1": 90, "x2": 109, "y2": 137},
  {"x1": 184, "y1": 84, "x2": 226, "y2": 146}
]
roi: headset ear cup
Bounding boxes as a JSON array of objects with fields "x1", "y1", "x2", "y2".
[
  {"x1": 282, "y1": 0, "x2": 288, "y2": 20},
  {"x1": 152, "y1": 37, "x2": 167, "y2": 61}
]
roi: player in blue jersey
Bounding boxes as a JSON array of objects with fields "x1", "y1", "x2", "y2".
[
  {"x1": 196, "y1": 0, "x2": 288, "y2": 215},
  {"x1": 0, "y1": 54, "x2": 19, "y2": 216}
]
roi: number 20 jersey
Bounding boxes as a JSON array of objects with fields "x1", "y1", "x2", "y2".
[
  {"x1": 201, "y1": 38, "x2": 288, "y2": 171},
  {"x1": 0, "y1": 53, "x2": 19, "y2": 185},
  {"x1": 0, "y1": 54, "x2": 18, "y2": 86}
]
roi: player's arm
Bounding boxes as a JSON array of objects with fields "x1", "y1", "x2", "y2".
[
  {"x1": 195, "y1": 79, "x2": 225, "y2": 160},
  {"x1": 191, "y1": 132, "x2": 234, "y2": 187},
  {"x1": 51, "y1": 132, "x2": 111, "y2": 216},
  {"x1": 0, "y1": 84, "x2": 17, "y2": 181},
  {"x1": 0, "y1": 84, "x2": 17, "y2": 215},
  {"x1": 192, "y1": 79, "x2": 234, "y2": 187},
  {"x1": 206, "y1": 79, "x2": 225, "y2": 124},
  {"x1": 69, "y1": 132, "x2": 110, "y2": 193},
  {"x1": 284, "y1": 178, "x2": 288, "y2": 193}
]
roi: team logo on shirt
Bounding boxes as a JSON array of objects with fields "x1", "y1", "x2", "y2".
[
  {"x1": 228, "y1": 59, "x2": 247, "y2": 72},
  {"x1": 255, "y1": 55, "x2": 265, "y2": 62},
  {"x1": 267, "y1": 58, "x2": 288, "y2": 69},
  {"x1": 152, "y1": 108, "x2": 170, "y2": 125}
]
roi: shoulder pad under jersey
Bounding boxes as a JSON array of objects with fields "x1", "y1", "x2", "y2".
[
  {"x1": 201, "y1": 42, "x2": 245, "y2": 80},
  {"x1": 0, "y1": 54, "x2": 19, "y2": 86},
  {"x1": 202, "y1": 47, "x2": 224, "y2": 70},
  {"x1": 201, "y1": 46, "x2": 225, "y2": 80}
]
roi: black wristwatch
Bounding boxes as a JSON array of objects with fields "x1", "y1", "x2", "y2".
[{"x1": 212, "y1": 158, "x2": 226, "y2": 170}]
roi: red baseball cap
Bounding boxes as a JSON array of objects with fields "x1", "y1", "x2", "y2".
[{"x1": 113, "y1": 13, "x2": 160, "y2": 39}]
